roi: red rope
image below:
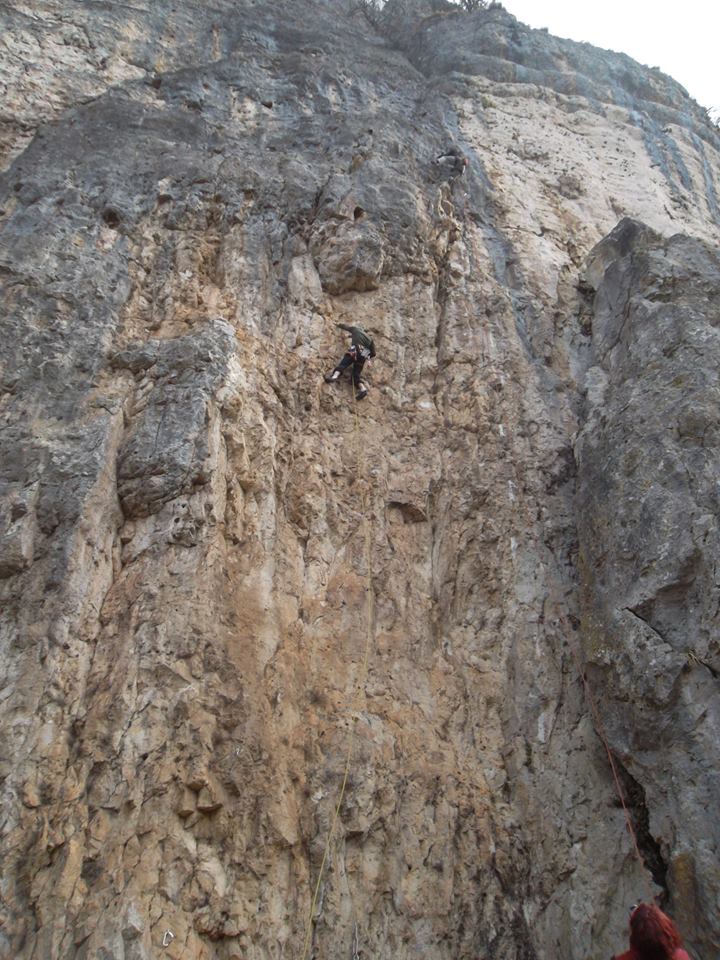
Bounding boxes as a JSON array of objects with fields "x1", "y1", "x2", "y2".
[{"x1": 563, "y1": 621, "x2": 646, "y2": 869}]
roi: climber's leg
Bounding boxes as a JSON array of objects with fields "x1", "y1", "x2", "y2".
[
  {"x1": 352, "y1": 359, "x2": 368, "y2": 399},
  {"x1": 324, "y1": 353, "x2": 353, "y2": 383}
]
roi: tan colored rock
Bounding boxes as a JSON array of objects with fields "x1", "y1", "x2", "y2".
[
  {"x1": 196, "y1": 786, "x2": 223, "y2": 815},
  {"x1": 176, "y1": 786, "x2": 198, "y2": 819},
  {"x1": 21, "y1": 780, "x2": 41, "y2": 809},
  {"x1": 1, "y1": 2, "x2": 719, "y2": 959}
]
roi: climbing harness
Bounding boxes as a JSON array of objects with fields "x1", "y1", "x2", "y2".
[
  {"x1": 347, "y1": 344, "x2": 372, "y2": 363},
  {"x1": 300, "y1": 379, "x2": 375, "y2": 960}
]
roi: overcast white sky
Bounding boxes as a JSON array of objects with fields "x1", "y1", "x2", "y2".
[{"x1": 502, "y1": 1, "x2": 719, "y2": 116}]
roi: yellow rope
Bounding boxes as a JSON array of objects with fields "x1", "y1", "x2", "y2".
[{"x1": 300, "y1": 380, "x2": 375, "y2": 960}]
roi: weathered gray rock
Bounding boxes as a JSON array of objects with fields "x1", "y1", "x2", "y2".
[
  {"x1": 576, "y1": 218, "x2": 720, "y2": 957},
  {"x1": 1, "y1": 2, "x2": 719, "y2": 959},
  {"x1": 112, "y1": 321, "x2": 236, "y2": 518}
]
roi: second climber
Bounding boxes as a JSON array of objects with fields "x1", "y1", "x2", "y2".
[
  {"x1": 324, "y1": 322, "x2": 376, "y2": 401},
  {"x1": 435, "y1": 148, "x2": 468, "y2": 178}
]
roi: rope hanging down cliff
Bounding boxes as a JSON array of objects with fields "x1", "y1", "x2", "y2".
[
  {"x1": 300, "y1": 385, "x2": 376, "y2": 960},
  {"x1": 562, "y1": 620, "x2": 649, "y2": 877}
]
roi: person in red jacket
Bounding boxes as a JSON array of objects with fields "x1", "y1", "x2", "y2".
[{"x1": 613, "y1": 902, "x2": 691, "y2": 960}]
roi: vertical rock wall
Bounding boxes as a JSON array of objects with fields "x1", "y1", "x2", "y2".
[
  {"x1": 1, "y1": 2, "x2": 719, "y2": 958},
  {"x1": 576, "y1": 218, "x2": 720, "y2": 959}
]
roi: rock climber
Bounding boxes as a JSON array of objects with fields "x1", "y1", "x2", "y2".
[
  {"x1": 612, "y1": 902, "x2": 690, "y2": 960},
  {"x1": 435, "y1": 148, "x2": 468, "y2": 177},
  {"x1": 324, "y1": 322, "x2": 376, "y2": 401}
]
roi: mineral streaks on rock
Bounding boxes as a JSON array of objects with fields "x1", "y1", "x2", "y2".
[
  {"x1": 400, "y1": 5, "x2": 720, "y2": 236},
  {"x1": 1, "y1": 1, "x2": 719, "y2": 958},
  {"x1": 576, "y1": 218, "x2": 720, "y2": 958},
  {"x1": 112, "y1": 322, "x2": 237, "y2": 519}
]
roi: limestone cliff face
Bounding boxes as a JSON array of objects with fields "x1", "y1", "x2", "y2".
[
  {"x1": 576, "y1": 219, "x2": 720, "y2": 958},
  {"x1": 1, "y1": 3, "x2": 719, "y2": 959}
]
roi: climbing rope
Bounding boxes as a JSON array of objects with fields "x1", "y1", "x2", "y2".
[
  {"x1": 300, "y1": 381, "x2": 375, "y2": 960},
  {"x1": 562, "y1": 619, "x2": 648, "y2": 873}
]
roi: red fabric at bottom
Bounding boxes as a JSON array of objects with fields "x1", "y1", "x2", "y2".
[{"x1": 613, "y1": 950, "x2": 691, "y2": 960}]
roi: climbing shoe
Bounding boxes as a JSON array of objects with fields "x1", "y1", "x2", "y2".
[
  {"x1": 324, "y1": 370, "x2": 341, "y2": 383},
  {"x1": 355, "y1": 386, "x2": 368, "y2": 401}
]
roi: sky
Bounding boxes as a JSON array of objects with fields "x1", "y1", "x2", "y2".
[{"x1": 502, "y1": 1, "x2": 719, "y2": 118}]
